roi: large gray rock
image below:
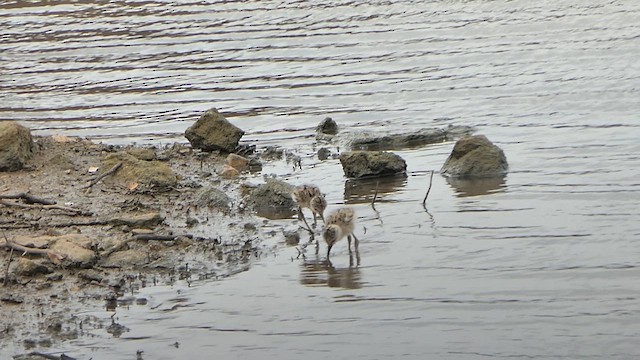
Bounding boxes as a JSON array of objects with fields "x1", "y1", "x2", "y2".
[
  {"x1": 243, "y1": 178, "x2": 296, "y2": 219},
  {"x1": 0, "y1": 121, "x2": 33, "y2": 171},
  {"x1": 185, "y1": 108, "x2": 244, "y2": 153},
  {"x1": 339, "y1": 151, "x2": 407, "y2": 179},
  {"x1": 441, "y1": 135, "x2": 508, "y2": 178}
]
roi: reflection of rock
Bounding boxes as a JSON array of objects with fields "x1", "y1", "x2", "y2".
[
  {"x1": 446, "y1": 176, "x2": 507, "y2": 197},
  {"x1": 0, "y1": 121, "x2": 33, "y2": 172},
  {"x1": 348, "y1": 125, "x2": 473, "y2": 151},
  {"x1": 185, "y1": 108, "x2": 244, "y2": 153},
  {"x1": 299, "y1": 255, "x2": 361, "y2": 289},
  {"x1": 339, "y1": 151, "x2": 407, "y2": 179},
  {"x1": 243, "y1": 178, "x2": 296, "y2": 219},
  {"x1": 441, "y1": 135, "x2": 508, "y2": 178},
  {"x1": 343, "y1": 175, "x2": 407, "y2": 205}
]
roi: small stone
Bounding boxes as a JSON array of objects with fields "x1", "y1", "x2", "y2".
[
  {"x1": 110, "y1": 212, "x2": 164, "y2": 229},
  {"x1": 220, "y1": 164, "x2": 240, "y2": 179},
  {"x1": 316, "y1": 117, "x2": 338, "y2": 135},
  {"x1": 14, "y1": 258, "x2": 53, "y2": 276},
  {"x1": 226, "y1": 153, "x2": 249, "y2": 171}
]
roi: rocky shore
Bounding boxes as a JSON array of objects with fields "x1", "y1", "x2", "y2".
[{"x1": 0, "y1": 110, "x2": 504, "y2": 358}]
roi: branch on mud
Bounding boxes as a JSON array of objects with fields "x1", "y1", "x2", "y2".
[
  {"x1": 0, "y1": 238, "x2": 64, "y2": 265},
  {"x1": 23, "y1": 351, "x2": 77, "y2": 360},
  {"x1": 83, "y1": 161, "x2": 123, "y2": 189},
  {"x1": 2, "y1": 231, "x2": 13, "y2": 286},
  {"x1": 0, "y1": 199, "x2": 91, "y2": 216},
  {"x1": 0, "y1": 192, "x2": 56, "y2": 205},
  {"x1": 132, "y1": 234, "x2": 193, "y2": 242}
]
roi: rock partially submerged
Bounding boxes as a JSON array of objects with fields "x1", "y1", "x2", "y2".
[
  {"x1": 346, "y1": 125, "x2": 473, "y2": 151},
  {"x1": 441, "y1": 135, "x2": 508, "y2": 178},
  {"x1": 185, "y1": 108, "x2": 245, "y2": 153},
  {"x1": 0, "y1": 121, "x2": 33, "y2": 171},
  {"x1": 243, "y1": 178, "x2": 296, "y2": 219},
  {"x1": 339, "y1": 151, "x2": 407, "y2": 179}
]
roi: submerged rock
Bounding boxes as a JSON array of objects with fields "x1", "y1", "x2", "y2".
[
  {"x1": 339, "y1": 151, "x2": 407, "y2": 179},
  {"x1": 441, "y1": 135, "x2": 508, "y2": 178},
  {"x1": 0, "y1": 121, "x2": 33, "y2": 171},
  {"x1": 347, "y1": 125, "x2": 474, "y2": 151},
  {"x1": 244, "y1": 178, "x2": 296, "y2": 219},
  {"x1": 185, "y1": 108, "x2": 245, "y2": 153},
  {"x1": 102, "y1": 152, "x2": 177, "y2": 189}
]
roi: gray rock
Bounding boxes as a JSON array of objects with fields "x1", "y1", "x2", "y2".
[
  {"x1": 441, "y1": 135, "x2": 508, "y2": 178},
  {"x1": 0, "y1": 121, "x2": 33, "y2": 171},
  {"x1": 283, "y1": 227, "x2": 300, "y2": 246},
  {"x1": 244, "y1": 178, "x2": 296, "y2": 219},
  {"x1": 316, "y1": 117, "x2": 338, "y2": 135},
  {"x1": 48, "y1": 234, "x2": 97, "y2": 268},
  {"x1": 102, "y1": 152, "x2": 177, "y2": 190},
  {"x1": 185, "y1": 108, "x2": 245, "y2": 152},
  {"x1": 14, "y1": 258, "x2": 53, "y2": 276},
  {"x1": 339, "y1": 151, "x2": 407, "y2": 179},
  {"x1": 195, "y1": 186, "x2": 232, "y2": 211},
  {"x1": 100, "y1": 249, "x2": 148, "y2": 268},
  {"x1": 110, "y1": 212, "x2": 165, "y2": 229},
  {"x1": 347, "y1": 125, "x2": 474, "y2": 151}
]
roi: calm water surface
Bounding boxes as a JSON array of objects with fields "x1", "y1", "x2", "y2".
[{"x1": 1, "y1": 0, "x2": 639, "y2": 359}]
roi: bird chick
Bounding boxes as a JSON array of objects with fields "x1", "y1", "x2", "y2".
[
  {"x1": 292, "y1": 184, "x2": 327, "y2": 232},
  {"x1": 323, "y1": 207, "x2": 359, "y2": 258}
]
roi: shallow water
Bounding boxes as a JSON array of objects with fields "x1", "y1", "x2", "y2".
[{"x1": 2, "y1": 0, "x2": 640, "y2": 359}]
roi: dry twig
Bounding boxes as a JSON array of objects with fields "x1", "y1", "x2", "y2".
[
  {"x1": 0, "y1": 237, "x2": 64, "y2": 265},
  {"x1": 0, "y1": 199, "x2": 90, "y2": 216},
  {"x1": 371, "y1": 181, "x2": 379, "y2": 210},
  {"x1": 83, "y1": 161, "x2": 123, "y2": 189},
  {"x1": 0, "y1": 192, "x2": 56, "y2": 205},
  {"x1": 2, "y1": 230, "x2": 13, "y2": 286}
]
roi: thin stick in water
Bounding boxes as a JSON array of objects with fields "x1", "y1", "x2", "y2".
[
  {"x1": 371, "y1": 181, "x2": 379, "y2": 210},
  {"x1": 422, "y1": 170, "x2": 434, "y2": 208}
]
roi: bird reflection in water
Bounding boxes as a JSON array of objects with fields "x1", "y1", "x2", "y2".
[{"x1": 299, "y1": 250, "x2": 361, "y2": 289}]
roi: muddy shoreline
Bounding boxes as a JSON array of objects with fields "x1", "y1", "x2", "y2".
[{"x1": 0, "y1": 135, "x2": 288, "y2": 357}]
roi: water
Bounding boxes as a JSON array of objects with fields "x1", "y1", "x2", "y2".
[{"x1": 2, "y1": 0, "x2": 640, "y2": 359}]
